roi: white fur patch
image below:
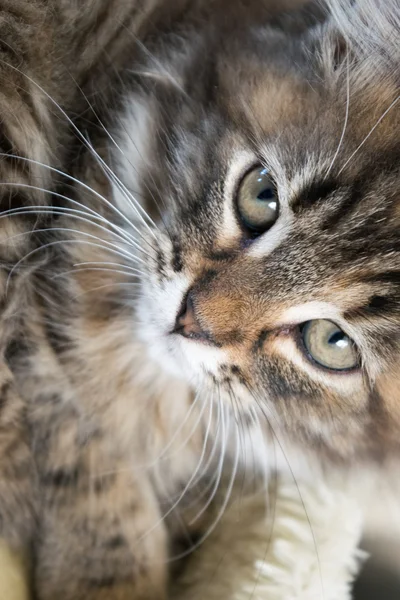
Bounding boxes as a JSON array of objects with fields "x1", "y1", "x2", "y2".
[
  {"x1": 112, "y1": 96, "x2": 153, "y2": 219},
  {"x1": 173, "y1": 473, "x2": 364, "y2": 600}
]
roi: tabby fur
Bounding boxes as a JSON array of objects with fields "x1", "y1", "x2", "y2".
[{"x1": 1, "y1": 0, "x2": 399, "y2": 598}]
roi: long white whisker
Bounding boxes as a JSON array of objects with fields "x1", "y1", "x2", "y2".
[
  {"x1": 248, "y1": 385, "x2": 325, "y2": 599},
  {"x1": 4, "y1": 225, "x2": 146, "y2": 266},
  {"x1": 185, "y1": 393, "x2": 222, "y2": 492},
  {"x1": 325, "y1": 53, "x2": 351, "y2": 178},
  {"x1": 0, "y1": 58, "x2": 160, "y2": 239},
  {"x1": 55, "y1": 267, "x2": 145, "y2": 280},
  {"x1": 85, "y1": 135, "x2": 160, "y2": 240},
  {"x1": 167, "y1": 390, "x2": 215, "y2": 504},
  {"x1": 94, "y1": 392, "x2": 208, "y2": 478},
  {"x1": 154, "y1": 395, "x2": 213, "y2": 511},
  {"x1": 189, "y1": 398, "x2": 228, "y2": 524},
  {"x1": 168, "y1": 415, "x2": 240, "y2": 563},
  {"x1": 72, "y1": 281, "x2": 142, "y2": 299},
  {"x1": 5, "y1": 238, "x2": 146, "y2": 295},
  {"x1": 0, "y1": 182, "x2": 155, "y2": 251},
  {"x1": 72, "y1": 261, "x2": 148, "y2": 277},
  {"x1": 0, "y1": 152, "x2": 156, "y2": 245},
  {"x1": 128, "y1": 396, "x2": 211, "y2": 546},
  {"x1": 338, "y1": 93, "x2": 400, "y2": 175},
  {"x1": 0, "y1": 205, "x2": 153, "y2": 259},
  {"x1": 70, "y1": 76, "x2": 165, "y2": 233}
]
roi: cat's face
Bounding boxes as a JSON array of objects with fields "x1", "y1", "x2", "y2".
[{"x1": 108, "y1": 2, "x2": 400, "y2": 461}]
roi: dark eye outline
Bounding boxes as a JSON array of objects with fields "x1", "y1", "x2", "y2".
[
  {"x1": 296, "y1": 321, "x2": 361, "y2": 374},
  {"x1": 234, "y1": 164, "x2": 279, "y2": 239}
]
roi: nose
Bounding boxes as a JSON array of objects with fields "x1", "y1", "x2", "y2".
[{"x1": 173, "y1": 292, "x2": 208, "y2": 341}]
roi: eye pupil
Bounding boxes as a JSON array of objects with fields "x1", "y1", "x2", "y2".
[
  {"x1": 328, "y1": 331, "x2": 347, "y2": 347},
  {"x1": 257, "y1": 188, "x2": 275, "y2": 201}
]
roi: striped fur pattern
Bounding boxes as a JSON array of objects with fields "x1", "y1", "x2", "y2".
[{"x1": 0, "y1": 0, "x2": 399, "y2": 598}]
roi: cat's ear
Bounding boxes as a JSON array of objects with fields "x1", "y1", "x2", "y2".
[
  {"x1": 319, "y1": 21, "x2": 350, "y2": 75},
  {"x1": 302, "y1": 9, "x2": 351, "y2": 78},
  {"x1": 316, "y1": 0, "x2": 400, "y2": 75}
]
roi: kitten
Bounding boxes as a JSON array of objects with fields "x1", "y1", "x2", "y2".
[{"x1": 2, "y1": 0, "x2": 400, "y2": 598}]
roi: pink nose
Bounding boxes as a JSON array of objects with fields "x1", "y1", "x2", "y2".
[{"x1": 173, "y1": 292, "x2": 206, "y2": 340}]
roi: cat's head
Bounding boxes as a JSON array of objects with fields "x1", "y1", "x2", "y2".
[{"x1": 97, "y1": 0, "x2": 400, "y2": 462}]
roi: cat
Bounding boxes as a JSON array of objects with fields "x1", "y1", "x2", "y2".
[{"x1": 1, "y1": 0, "x2": 400, "y2": 598}]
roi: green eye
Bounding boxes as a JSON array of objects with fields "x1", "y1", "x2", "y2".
[
  {"x1": 301, "y1": 320, "x2": 359, "y2": 371},
  {"x1": 237, "y1": 166, "x2": 279, "y2": 234}
]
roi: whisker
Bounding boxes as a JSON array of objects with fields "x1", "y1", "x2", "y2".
[
  {"x1": 55, "y1": 267, "x2": 145, "y2": 280},
  {"x1": 113, "y1": 111, "x2": 172, "y2": 227},
  {"x1": 0, "y1": 155, "x2": 158, "y2": 249},
  {"x1": 0, "y1": 204, "x2": 154, "y2": 260},
  {"x1": 247, "y1": 385, "x2": 325, "y2": 600},
  {"x1": 182, "y1": 392, "x2": 223, "y2": 493},
  {"x1": 71, "y1": 281, "x2": 142, "y2": 300},
  {"x1": 124, "y1": 396, "x2": 212, "y2": 547},
  {"x1": 4, "y1": 224, "x2": 146, "y2": 266},
  {"x1": 72, "y1": 261, "x2": 148, "y2": 278},
  {"x1": 168, "y1": 413, "x2": 240, "y2": 563},
  {"x1": 85, "y1": 132, "x2": 161, "y2": 241},
  {"x1": 0, "y1": 181, "x2": 156, "y2": 251},
  {"x1": 338, "y1": 93, "x2": 400, "y2": 175},
  {"x1": 5, "y1": 238, "x2": 147, "y2": 295},
  {"x1": 95, "y1": 390, "x2": 205, "y2": 476},
  {"x1": 119, "y1": 22, "x2": 189, "y2": 97},
  {"x1": 0, "y1": 59, "x2": 160, "y2": 241},
  {"x1": 189, "y1": 395, "x2": 229, "y2": 524},
  {"x1": 325, "y1": 52, "x2": 351, "y2": 179},
  {"x1": 166, "y1": 390, "x2": 215, "y2": 505}
]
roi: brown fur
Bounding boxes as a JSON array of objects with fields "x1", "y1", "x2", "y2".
[{"x1": 1, "y1": 0, "x2": 400, "y2": 598}]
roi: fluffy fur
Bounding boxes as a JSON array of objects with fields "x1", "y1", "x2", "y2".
[
  {"x1": 174, "y1": 475, "x2": 364, "y2": 600},
  {"x1": 0, "y1": 0, "x2": 399, "y2": 598},
  {"x1": 0, "y1": 474, "x2": 364, "y2": 600}
]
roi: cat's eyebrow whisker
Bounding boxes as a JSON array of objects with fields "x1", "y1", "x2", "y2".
[
  {"x1": 66, "y1": 70, "x2": 159, "y2": 235},
  {"x1": 338, "y1": 92, "x2": 400, "y2": 176},
  {"x1": 113, "y1": 111, "x2": 171, "y2": 222},
  {"x1": 325, "y1": 52, "x2": 351, "y2": 179},
  {"x1": 118, "y1": 22, "x2": 189, "y2": 98},
  {"x1": 65, "y1": 83, "x2": 160, "y2": 236}
]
